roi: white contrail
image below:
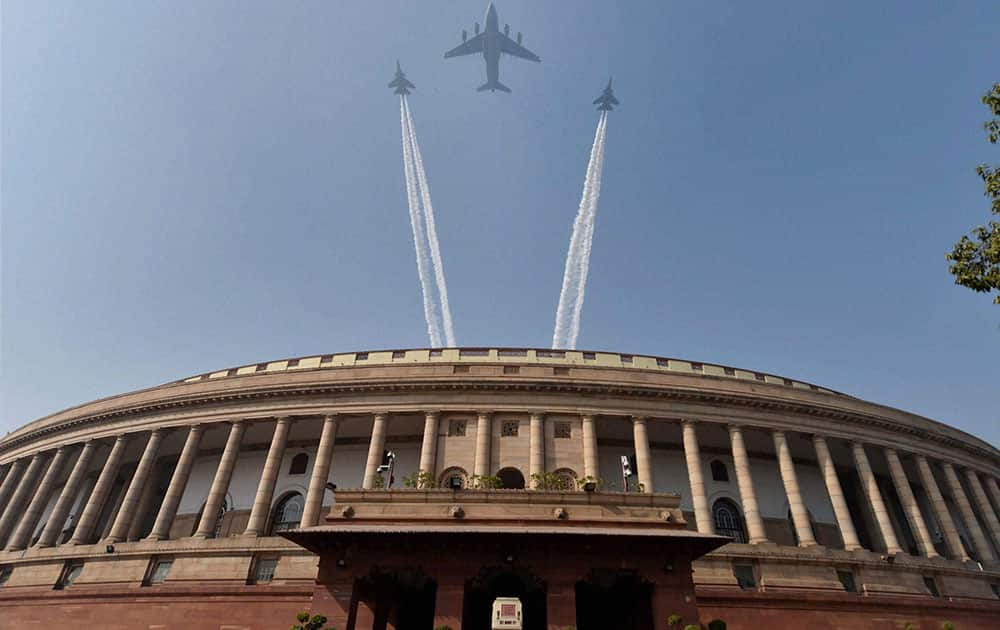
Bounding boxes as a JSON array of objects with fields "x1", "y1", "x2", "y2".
[
  {"x1": 400, "y1": 96, "x2": 442, "y2": 347},
  {"x1": 405, "y1": 99, "x2": 457, "y2": 347},
  {"x1": 552, "y1": 112, "x2": 608, "y2": 349},
  {"x1": 567, "y1": 112, "x2": 609, "y2": 349}
]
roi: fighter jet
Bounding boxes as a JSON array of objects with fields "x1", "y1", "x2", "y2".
[
  {"x1": 388, "y1": 60, "x2": 415, "y2": 95},
  {"x1": 444, "y1": 2, "x2": 540, "y2": 93},
  {"x1": 594, "y1": 77, "x2": 619, "y2": 111}
]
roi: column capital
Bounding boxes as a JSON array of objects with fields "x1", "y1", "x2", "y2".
[
  {"x1": 632, "y1": 415, "x2": 649, "y2": 425},
  {"x1": 322, "y1": 412, "x2": 340, "y2": 419},
  {"x1": 475, "y1": 410, "x2": 493, "y2": 419},
  {"x1": 372, "y1": 411, "x2": 391, "y2": 419},
  {"x1": 274, "y1": 415, "x2": 293, "y2": 424},
  {"x1": 422, "y1": 410, "x2": 441, "y2": 419},
  {"x1": 727, "y1": 423, "x2": 744, "y2": 434}
]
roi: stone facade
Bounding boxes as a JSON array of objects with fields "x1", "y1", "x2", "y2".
[{"x1": 0, "y1": 347, "x2": 997, "y2": 628}]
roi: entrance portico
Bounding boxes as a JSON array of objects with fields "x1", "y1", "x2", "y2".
[{"x1": 284, "y1": 489, "x2": 727, "y2": 629}]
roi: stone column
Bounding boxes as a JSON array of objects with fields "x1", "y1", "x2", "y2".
[
  {"x1": 528, "y1": 413, "x2": 545, "y2": 487},
  {"x1": 681, "y1": 420, "x2": 711, "y2": 532},
  {"x1": 914, "y1": 455, "x2": 969, "y2": 561},
  {"x1": 851, "y1": 442, "x2": 902, "y2": 554},
  {"x1": 193, "y1": 421, "x2": 246, "y2": 538},
  {"x1": 126, "y1": 471, "x2": 160, "y2": 542},
  {"x1": 146, "y1": 425, "x2": 205, "y2": 540},
  {"x1": 473, "y1": 411, "x2": 492, "y2": 479},
  {"x1": 302, "y1": 415, "x2": 339, "y2": 528},
  {"x1": 884, "y1": 448, "x2": 938, "y2": 557},
  {"x1": 729, "y1": 425, "x2": 767, "y2": 544},
  {"x1": 0, "y1": 452, "x2": 48, "y2": 547},
  {"x1": 71, "y1": 435, "x2": 129, "y2": 545},
  {"x1": 969, "y1": 472, "x2": 1000, "y2": 550},
  {"x1": 362, "y1": 413, "x2": 389, "y2": 489},
  {"x1": 986, "y1": 477, "x2": 1000, "y2": 526},
  {"x1": 417, "y1": 411, "x2": 439, "y2": 475},
  {"x1": 635, "y1": 417, "x2": 656, "y2": 494},
  {"x1": 582, "y1": 414, "x2": 599, "y2": 479},
  {"x1": 774, "y1": 431, "x2": 818, "y2": 547},
  {"x1": 942, "y1": 463, "x2": 995, "y2": 561},
  {"x1": 107, "y1": 429, "x2": 165, "y2": 542},
  {"x1": 37, "y1": 441, "x2": 98, "y2": 548},
  {"x1": 812, "y1": 435, "x2": 862, "y2": 551},
  {"x1": 0, "y1": 459, "x2": 28, "y2": 517},
  {"x1": 7, "y1": 446, "x2": 73, "y2": 551},
  {"x1": 244, "y1": 417, "x2": 292, "y2": 536}
]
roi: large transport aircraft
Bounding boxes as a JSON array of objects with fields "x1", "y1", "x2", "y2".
[
  {"x1": 444, "y1": 2, "x2": 540, "y2": 93},
  {"x1": 388, "y1": 60, "x2": 415, "y2": 95}
]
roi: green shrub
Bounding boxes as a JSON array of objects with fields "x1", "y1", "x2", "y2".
[
  {"x1": 667, "y1": 614, "x2": 684, "y2": 628},
  {"x1": 403, "y1": 470, "x2": 436, "y2": 489},
  {"x1": 707, "y1": 620, "x2": 726, "y2": 630},
  {"x1": 291, "y1": 611, "x2": 333, "y2": 630},
  {"x1": 942, "y1": 622, "x2": 956, "y2": 630},
  {"x1": 683, "y1": 624, "x2": 703, "y2": 630}
]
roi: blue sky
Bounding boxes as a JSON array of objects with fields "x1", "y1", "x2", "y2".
[{"x1": 2, "y1": 1, "x2": 997, "y2": 445}]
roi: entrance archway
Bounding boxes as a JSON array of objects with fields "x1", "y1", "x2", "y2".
[
  {"x1": 348, "y1": 567, "x2": 437, "y2": 630},
  {"x1": 575, "y1": 569, "x2": 654, "y2": 630},
  {"x1": 462, "y1": 566, "x2": 546, "y2": 630},
  {"x1": 497, "y1": 467, "x2": 525, "y2": 489}
]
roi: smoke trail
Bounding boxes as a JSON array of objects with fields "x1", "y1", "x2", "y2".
[
  {"x1": 404, "y1": 99, "x2": 457, "y2": 347},
  {"x1": 567, "y1": 112, "x2": 609, "y2": 348},
  {"x1": 552, "y1": 112, "x2": 608, "y2": 349},
  {"x1": 400, "y1": 96, "x2": 442, "y2": 346}
]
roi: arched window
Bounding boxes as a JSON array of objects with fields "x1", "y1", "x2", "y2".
[
  {"x1": 497, "y1": 467, "x2": 526, "y2": 490},
  {"x1": 712, "y1": 498, "x2": 748, "y2": 544},
  {"x1": 553, "y1": 468, "x2": 579, "y2": 491},
  {"x1": 438, "y1": 467, "x2": 469, "y2": 489},
  {"x1": 288, "y1": 453, "x2": 309, "y2": 475},
  {"x1": 270, "y1": 493, "x2": 304, "y2": 534},
  {"x1": 710, "y1": 460, "x2": 729, "y2": 482}
]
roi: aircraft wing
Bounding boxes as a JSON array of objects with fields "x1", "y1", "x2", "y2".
[
  {"x1": 499, "y1": 34, "x2": 541, "y2": 62},
  {"x1": 444, "y1": 34, "x2": 485, "y2": 58}
]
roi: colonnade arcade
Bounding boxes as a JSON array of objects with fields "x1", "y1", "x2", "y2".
[{"x1": 0, "y1": 411, "x2": 998, "y2": 567}]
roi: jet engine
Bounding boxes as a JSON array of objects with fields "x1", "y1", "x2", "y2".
[
  {"x1": 517, "y1": 32, "x2": 523, "y2": 45},
  {"x1": 504, "y1": 24, "x2": 510, "y2": 36},
  {"x1": 462, "y1": 29, "x2": 467, "y2": 42},
  {"x1": 474, "y1": 22, "x2": 480, "y2": 35}
]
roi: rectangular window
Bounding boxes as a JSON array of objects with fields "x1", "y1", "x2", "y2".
[
  {"x1": 754, "y1": 373, "x2": 766, "y2": 381},
  {"x1": 503, "y1": 366, "x2": 520, "y2": 375},
  {"x1": 656, "y1": 358, "x2": 669, "y2": 367},
  {"x1": 54, "y1": 561, "x2": 83, "y2": 590},
  {"x1": 723, "y1": 367, "x2": 736, "y2": 376},
  {"x1": 582, "y1": 352, "x2": 596, "y2": 360},
  {"x1": 554, "y1": 422, "x2": 572, "y2": 439},
  {"x1": 429, "y1": 349, "x2": 443, "y2": 357},
  {"x1": 250, "y1": 557, "x2": 278, "y2": 585},
  {"x1": 501, "y1": 421, "x2": 519, "y2": 438},
  {"x1": 923, "y1": 576, "x2": 940, "y2": 598},
  {"x1": 459, "y1": 349, "x2": 489, "y2": 357},
  {"x1": 453, "y1": 365, "x2": 470, "y2": 374},
  {"x1": 448, "y1": 420, "x2": 467, "y2": 437},
  {"x1": 144, "y1": 558, "x2": 173, "y2": 586},
  {"x1": 553, "y1": 367, "x2": 570, "y2": 376},
  {"x1": 0, "y1": 565, "x2": 12, "y2": 587},
  {"x1": 536, "y1": 350, "x2": 565, "y2": 358},
  {"x1": 733, "y1": 564, "x2": 757, "y2": 590},
  {"x1": 690, "y1": 362, "x2": 703, "y2": 371},
  {"x1": 620, "y1": 355, "x2": 633, "y2": 363},
  {"x1": 836, "y1": 570, "x2": 857, "y2": 593},
  {"x1": 355, "y1": 352, "x2": 368, "y2": 361},
  {"x1": 991, "y1": 583, "x2": 1000, "y2": 599},
  {"x1": 391, "y1": 350, "x2": 406, "y2": 359}
]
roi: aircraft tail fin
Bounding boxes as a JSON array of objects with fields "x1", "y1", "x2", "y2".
[{"x1": 477, "y1": 80, "x2": 511, "y2": 93}]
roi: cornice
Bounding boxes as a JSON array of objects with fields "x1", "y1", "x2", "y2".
[{"x1": 1, "y1": 374, "x2": 996, "y2": 471}]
